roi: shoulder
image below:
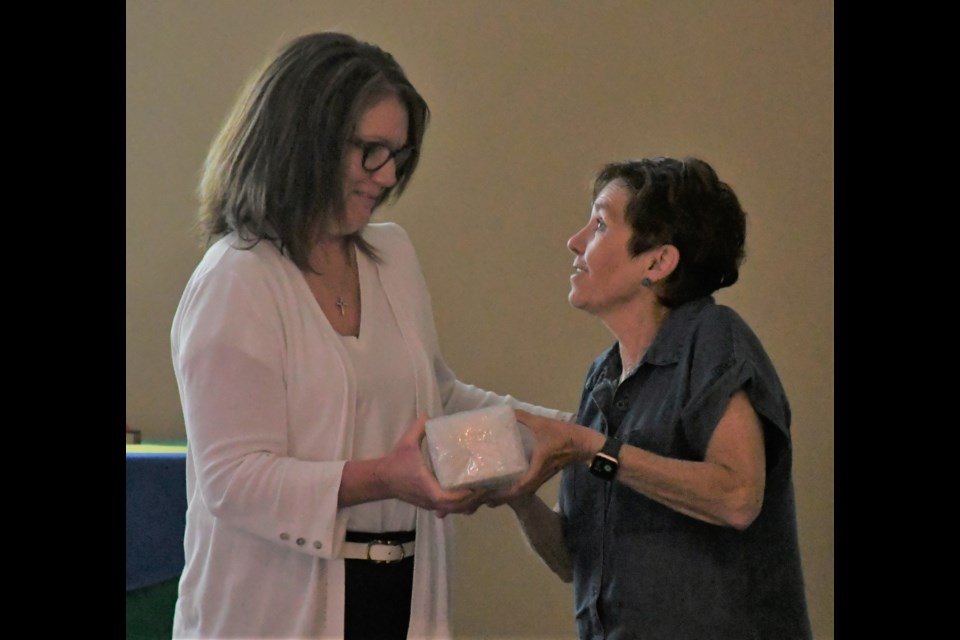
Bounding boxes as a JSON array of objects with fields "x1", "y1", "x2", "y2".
[
  {"x1": 662, "y1": 297, "x2": 778, "y2": 379},
  {"x1": 178, "y1": 234, "x2": 292, "y2": 313},
  {"x1": 694, "y1": 302, "x2": 771, "y2": 364},
  {"x1": 362, "y1": 222, "x2": 423, "y2": 277},
  {"x1": 682, "y1": 300, "x2": 762, "y2": 354},
  {"x1": 190, "y1": 234, "x2": 286, "y2": 282},
  {"x1": 675, "y1": 299, "x2": 792, "y2": 444},
  {"x1": 688, "y1": 300, "x2": 742, "y2": 335},
  {"x1": 363, "y1": 222, "x2": 414, "y2": 253},
  {"x1": 692, "y1": 301, "x2": 789, "y2": 412}
]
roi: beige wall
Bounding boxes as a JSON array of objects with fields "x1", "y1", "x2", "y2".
[{"x1": 126, "y1": 1, "x2": 834, "y2": 638}]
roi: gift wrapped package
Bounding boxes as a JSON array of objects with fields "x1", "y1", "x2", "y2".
[{"x1": 424, "y1": 405, "x2": 529, "y2": 490}]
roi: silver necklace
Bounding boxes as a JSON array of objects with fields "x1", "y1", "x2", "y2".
[{"x1": 314, "y1": 243, "x2": 356, "y2": 317}]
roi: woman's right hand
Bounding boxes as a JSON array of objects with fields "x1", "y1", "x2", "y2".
[{"x1": 378, "y1": 416, "x2": 487, "y2": 517}]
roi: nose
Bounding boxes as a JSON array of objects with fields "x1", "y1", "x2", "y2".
[
  {"x1": 370, "y1": 158, "x2": 399, "y2": 188},
  {"x1": 567, "y1": 224, "x2": 588, "y2": 255}
]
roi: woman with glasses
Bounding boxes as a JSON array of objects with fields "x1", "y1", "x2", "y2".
[
  {"x1": 492, "y1": 157, "x2": 813, "y2": 639},
  {"x1": 170, "y1": 32, "x2": 572, "y2": 640}
]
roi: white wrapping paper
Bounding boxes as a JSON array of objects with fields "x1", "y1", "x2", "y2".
[{"x1": 424, "y1": 405, "x2": 529, "y2": 490}]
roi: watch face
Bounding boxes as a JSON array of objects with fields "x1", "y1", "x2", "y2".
[{"x1": 589, "y1": 453, "x2": 618, "y2": 480}]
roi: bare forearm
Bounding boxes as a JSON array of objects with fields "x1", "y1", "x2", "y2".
[
  {"x1": 615, "y1": 447, "x2": 762, "y2": 529},
  {"x1": 612, "y1": 392, "x2": 766, "y2": 529},
  {"x1": 338, "y1": 458, "x2": 391, "y2": 508},
  {"x1": 508, "y1": 494, "x2": 573, "y2": 582},
  {"x1": 537, "y1": 423, "x2": 756, "y2": 526},
  {"x1": 514, "y1": 400, "x2": 762, "y2": 531}
]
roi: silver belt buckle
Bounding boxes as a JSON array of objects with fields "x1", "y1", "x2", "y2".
[{"x1": 366, "y1": 539, "x2": 405, "y2": 564}]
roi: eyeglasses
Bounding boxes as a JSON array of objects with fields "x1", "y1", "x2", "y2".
[{"x1": 349, "y1": 138, "x2": 415, "y2": 174}]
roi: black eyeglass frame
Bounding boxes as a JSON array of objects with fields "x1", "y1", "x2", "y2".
[{"x1": 349, "y1": 138, "x2": 416, "y2": 174}]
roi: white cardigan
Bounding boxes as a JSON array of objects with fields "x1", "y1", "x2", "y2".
[{"x1": 170, "y1": 222, "x2": 571, "y2": 639}]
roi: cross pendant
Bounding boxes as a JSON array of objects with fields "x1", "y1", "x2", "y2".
[{"x1": 335, "y1": 296, "x2": 347, "y2": 316}]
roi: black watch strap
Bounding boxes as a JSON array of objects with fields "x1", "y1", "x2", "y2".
[{"x1": 589, "y1": 437, "x2": 623, "y2": 481}]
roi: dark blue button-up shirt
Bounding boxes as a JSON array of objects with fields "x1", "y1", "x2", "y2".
[{"x1": 560, "y1": 296, "x2": 812, "y2": 639}]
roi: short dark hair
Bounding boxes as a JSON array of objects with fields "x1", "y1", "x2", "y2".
[
  {"x1": 592, "y1": 156, "x2": 747, "y2": 308},
  {"x1": 197, "y1": 32, "x2": 429, "y2": 269}
]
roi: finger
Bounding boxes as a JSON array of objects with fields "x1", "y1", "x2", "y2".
[
  {"x1": 433, "y1": 487, "x2": 474, "y2": 511},
  {"x1": 514, "y1": 408, "x2": 534, "y2": 424},
  {"x1": 481, "y1": 485, "x2": 509, "y2": 504},
  {"x1": 456, "y1": 490, "x2": 491, "y2": 514},
  {"x1": 508, "y1": 462, "x2": 544, "y2": 495},
  {"x1": 469, "y1": 487, "x2": 496, "y2": 502},
  {"x1": 433, "y1": 489, "x2": 474, "y2": 516}
]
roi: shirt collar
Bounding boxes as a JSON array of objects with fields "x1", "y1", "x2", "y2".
[
  {"x1": 588, "y1": 295, "x2": 716, "y2": 384},
  {"x1": 643, "y1": 295, "x2": 715, "y2": 366}
]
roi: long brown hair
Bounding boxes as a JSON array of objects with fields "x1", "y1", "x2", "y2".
[{"x1": 196, "y1": 32, "x2": 429, "y2": 269}]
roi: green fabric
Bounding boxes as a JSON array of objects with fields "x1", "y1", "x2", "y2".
[{"x1": 126, "y1": 577, "x2": 178, "y2": 639}]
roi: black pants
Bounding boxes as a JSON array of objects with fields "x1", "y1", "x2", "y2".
[{"x1": 344, "y1": 531, "x2": 415, "y2": 640}]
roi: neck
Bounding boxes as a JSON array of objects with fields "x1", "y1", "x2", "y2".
[
  {"x1": 613, "y1": 302, "x2": 670, "y2": 376},
  {"x1": 309, "y1": 237, "x2": 354, "y2": 274}
]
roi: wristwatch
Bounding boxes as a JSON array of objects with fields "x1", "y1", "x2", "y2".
[{"x1": 588, "y1": 437, "x2": 623, "y2": 481}]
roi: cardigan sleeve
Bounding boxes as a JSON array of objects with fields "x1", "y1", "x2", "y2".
[
  {"x1": 172, "y1": 244, "x2": 347, "y2": 558},
  {"x1": 435, "y1": 356, "x2": 574, "y2": 422}
]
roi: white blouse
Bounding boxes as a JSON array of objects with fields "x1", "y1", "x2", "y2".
[{"x1": 338, "y1": 249, "x2": 418, "y2": 532}]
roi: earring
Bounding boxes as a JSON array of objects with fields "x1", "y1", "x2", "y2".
[{"x1": 641, "y1": 277, "x2": 652, "y2": 287}]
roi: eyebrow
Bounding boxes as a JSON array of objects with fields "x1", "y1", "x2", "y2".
[{"x1": 593, "y1": 199, "x2": 611, "y2": 215}]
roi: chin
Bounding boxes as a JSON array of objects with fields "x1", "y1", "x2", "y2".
[{"x1": 344, "y1": 211, "x2": 373, "y2": 233}]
